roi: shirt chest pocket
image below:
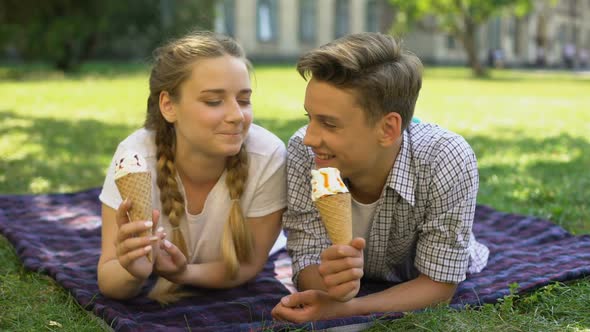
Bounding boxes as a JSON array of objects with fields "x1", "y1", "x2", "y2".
[
  {"x1": 389, "y1": 202, "x2": 416, "y2": 237},
  {"x1": 383, "y1": 208, "x2": 418, "y2": 263}
]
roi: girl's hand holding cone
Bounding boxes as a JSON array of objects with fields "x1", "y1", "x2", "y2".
[
  {"x1": 114, "y1": 199, "x2": 162, "y2": 280},
  {"x1": 153, "y1": 238, "x2": 188, "y2": 284}
]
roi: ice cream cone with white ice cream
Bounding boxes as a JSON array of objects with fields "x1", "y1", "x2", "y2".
[
  {"x1": 311, "y1": 167, "x2": 352, "y2": 245},
  {"x1": 114, "y1": 151, "x2": 153, "y2": 262}
]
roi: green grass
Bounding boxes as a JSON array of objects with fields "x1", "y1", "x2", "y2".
[{"x1": 1, "y1": 62, "x2": 589, "y2": 331}]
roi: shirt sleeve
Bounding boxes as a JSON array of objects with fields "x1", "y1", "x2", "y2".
[
  {"x1": 98, "y1": 144, "x2": 125, "y2": 210},
  {"x1": 282, "y1": 128, "x2": 332, "y2": 288},
  {"x1": 414, "y1": 135, "x2": 479, "y2": 284},
  {"x1": 246, "y1": 142, "x2": 288, "y2": 218}
]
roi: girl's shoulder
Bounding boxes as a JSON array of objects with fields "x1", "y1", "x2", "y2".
[
  {"x1": 244, "y1": 124, "x2": 286, "y2": 158},
  {"x1": 116, "y1": 128, "x2": 157, "y2": 160}
]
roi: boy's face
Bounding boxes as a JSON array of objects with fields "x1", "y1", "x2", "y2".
[{"x1": 303, "y1": 79, "x2": 384, "y2": 182}]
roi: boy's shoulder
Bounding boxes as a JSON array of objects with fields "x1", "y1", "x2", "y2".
[
  {"x1": 289, "y1": 126, "x2": 307, "y2": 142},
  {"x1": 407, "y1": 122, "x2": 474, "y2": 163},
  {"x1": 286, "y1": 126, "x2": 310, "y2": 152}
]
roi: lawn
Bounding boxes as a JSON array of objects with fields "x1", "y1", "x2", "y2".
[{"x1": 0, "y1": 63, "x2": 589, "y2": 331}]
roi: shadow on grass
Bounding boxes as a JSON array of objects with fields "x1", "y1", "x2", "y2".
[
  {"x1": 0, "y1": 112, "x2": 308, "y2": 195},
  {"x1": 0, "y1": 109, "x2": 136, "y2": 194},
  {"x1": 1, "y1": 108, "x2": 587, "y2": 233},
  {"x1": 466, "y1": 129, "x2": 590, "y2": 234}
]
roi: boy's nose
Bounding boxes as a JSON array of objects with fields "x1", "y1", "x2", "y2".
[{"x1": 302, "y1": 124, "x2": 319, "y2": 147}]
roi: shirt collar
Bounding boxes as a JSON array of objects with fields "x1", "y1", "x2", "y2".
[{"x1": 386, "y1": 128, "x2": 416, "y2": 206}]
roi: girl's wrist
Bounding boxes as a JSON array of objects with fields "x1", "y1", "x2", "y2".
[{"x1": 163, "y1": 264, "x2": 190, "y2": 284}]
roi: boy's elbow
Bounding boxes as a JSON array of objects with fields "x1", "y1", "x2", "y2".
[
  {"x1": 438, "y1": 282, "x2": 458, "y2": 304},
  {"x1": 420, "y1": 274, "x2": 458, "y2": 304}
]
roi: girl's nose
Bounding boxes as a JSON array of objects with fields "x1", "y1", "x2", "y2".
[{"x1": 225, "y1": 100, "x2": 244, "y2": 123}]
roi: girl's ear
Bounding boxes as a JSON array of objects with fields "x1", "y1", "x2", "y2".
[
  {"x1": 377, "y1": 112, "x2": 402, "y2": 147},
  {"x1": 159, "y1": 91, "x2": 177, "y2": 123}
]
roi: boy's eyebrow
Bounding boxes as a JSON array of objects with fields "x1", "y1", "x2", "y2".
[
  {"x1": 316, "y1": 114, "x2": 341, "y2": 123},
  {"x1": 304, "y1": 106, "x2": 341, "y2": 122}
]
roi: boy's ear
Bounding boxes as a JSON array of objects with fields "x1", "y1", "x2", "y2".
[
  {"x1": 377, "y1": 112, "x2": 402, "y2": 146},
  {"x1": 159, "y1": 91, "x2": 177, "y2": 123}
]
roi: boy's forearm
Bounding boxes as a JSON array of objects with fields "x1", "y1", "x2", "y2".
[
  {"x1": 97, "y1": 260, "x2": 145, "y2": 299},
  {"x1": 348, "y1": 274, "x2": 457, "y2": 315},
  {"x1": 296, "y1": 264, "x2": 327, "y2": 291}
]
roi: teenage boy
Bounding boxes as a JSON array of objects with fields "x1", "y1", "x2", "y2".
[{"x1": 272, "y1": 32, "x2": 489, "y2": 322}]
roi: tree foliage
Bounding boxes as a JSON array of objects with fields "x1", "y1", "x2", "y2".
[
  {"x1": 0, "y1": 0, "x2": 215, "y2": 70},
  {"x1": 388, "y1": 0, "x2": 534, "y2": 76}
]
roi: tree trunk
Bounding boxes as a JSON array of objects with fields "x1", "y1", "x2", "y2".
[
  {"x1": 463, "y1": 33, "x2": 485, "y2": 76},
  {"x1": 55, "y1": 41, "x2": 75, "y2": 72},
  {"x1": 80, "y1": 33, "x2": 98, "y2": 62},
  {"x1": 461, "y1": 17, "x2": 486, "y2": 77}
]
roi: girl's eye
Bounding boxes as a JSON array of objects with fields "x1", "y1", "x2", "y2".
[
  {"x1": 238, "y1": 99, "x2": 251, "y2": 106},
  {"x1": 205, "y1": 101, "x2": 222, "y2": 106}
]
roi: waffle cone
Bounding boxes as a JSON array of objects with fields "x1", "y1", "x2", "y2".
[
  {"x1": 314, "y1": 193, "x2": 352, "y2": 245},
  {"x1": 115, "y1": 172, "x2": 153, "y2": 262}
]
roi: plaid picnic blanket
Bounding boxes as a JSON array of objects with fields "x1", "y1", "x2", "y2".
[{"x1": 1, "y1": 188, "x2": 589, "y2": 331}]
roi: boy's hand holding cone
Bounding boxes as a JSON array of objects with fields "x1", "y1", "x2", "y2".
[
  {"x1": 311, "y1": 167, "x2": 352, "y2": 245},
  {"x1": 114, "y1": 151, "x2": 154, "y2": 262}
]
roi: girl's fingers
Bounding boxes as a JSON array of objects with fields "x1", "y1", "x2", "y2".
[
  {"x1": 116, "y1": 235, "x2": 158, "y2": 257},
  {"x1": 119, "y1": 245, "x2": 152, "y2": 266},
  {"x1": 161, "y1": 240, "x2": 187, "y2": 266},
  {"x1": 116, "y1": 220, "x2": 154, "y2": 243},
  {"x1": 155, "y1": 226, "x2": 166, "y2": 239},
  {"x1": 115, "y1": 199, "x2": 132, "y2": 228},
  {"x1": 151, "y1": 209, "x2": 160, "y2": 232}
]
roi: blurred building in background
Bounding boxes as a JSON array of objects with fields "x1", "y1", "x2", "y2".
[
  {"x1": 215, "y1": 0, "x2": 590, "y2": 68},
  {"x1": 214, "y1": 0, "x2": 393, "y2": 60}
]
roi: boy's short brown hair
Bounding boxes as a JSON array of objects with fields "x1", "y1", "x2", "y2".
[{"x1": 297, "y1": 32, "x2": 423, "y2": 130}]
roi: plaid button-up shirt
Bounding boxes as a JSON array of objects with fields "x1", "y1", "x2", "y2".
[{"x1": 283, "y1": 122, "x2": 489, "y2": 287}]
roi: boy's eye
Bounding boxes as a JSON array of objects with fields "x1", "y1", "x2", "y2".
[
  {"x1": 205, "y1": 101, "x2": 222, "y2": 106},
  {"x1": 303, "y1": 112, "x2": 310, "y2": 119},
  {"x1": 322, "y1": 122, "x2": 337, "y2": 128}
]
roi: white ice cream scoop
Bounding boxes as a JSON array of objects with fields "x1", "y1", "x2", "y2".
[{"x1": 114, "y1": 151, "x2": 148, "y2": 180}]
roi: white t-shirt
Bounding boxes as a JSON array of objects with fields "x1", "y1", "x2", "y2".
[
  {"x1": 351, "y1": 197, "x2": 379, "y2": 242},
  {"x1": 99, "y1": 124, "x2": 287, "y2": 264}
]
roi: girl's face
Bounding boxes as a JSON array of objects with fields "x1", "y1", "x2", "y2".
[{"x1": 166, "y1": 54, "x2": 252, "y2": 160}]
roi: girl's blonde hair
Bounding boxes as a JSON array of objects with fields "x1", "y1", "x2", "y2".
[{"x1": 144, "y1": 30, "x2": 253, "y2": 304}]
